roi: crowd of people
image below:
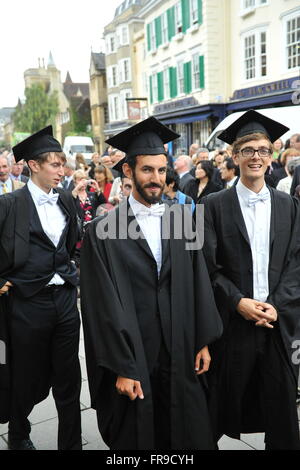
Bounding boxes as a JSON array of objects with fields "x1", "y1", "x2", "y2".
[{"x1": 0, "y1": 113, "x2": 300, "y2": 451}]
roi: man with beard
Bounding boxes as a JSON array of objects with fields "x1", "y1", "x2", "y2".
[{"x1": 80, "y1": 116, "x2": 223, "y2": 450}]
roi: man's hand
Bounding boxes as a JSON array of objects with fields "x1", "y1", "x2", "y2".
[
  {"x1": 116, "y1": 376, "x2": 144, "y2": 401},
  {"x1": 0, "y1": 281, "x2": 13, "y2": 296},
  {"x1": 195, "y1": 345, "x2": 211, "y2": 375},
  {"x1": 237, "y1": 298, "x2": 277, "y2": 328}
]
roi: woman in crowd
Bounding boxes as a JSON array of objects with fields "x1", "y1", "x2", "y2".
[
  {"x1": 184, "y1": 160, "x2": 222, "y2": 204},
  {"x1": 93, "y1": 165, "x2": 113, "y2": 202},
  {"x1": 71, "y1": 169, "x2": 106, "y2": 265},
  {"x1": 276, "y1": 158, "x2": 300, "y2": 194},
  {"x1": 271, "y1": 148, "x2": 300, "y2": 186},
  {"x1": 75, "y1": 153, "x2": 89, "y2": 172}
]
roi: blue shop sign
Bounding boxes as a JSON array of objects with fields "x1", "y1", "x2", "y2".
[{"x1": 231, "y1": 76, "x2": 299, "y2": 100}]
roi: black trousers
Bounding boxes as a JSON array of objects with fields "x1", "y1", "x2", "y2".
[{"x1": 8, "y1": 285, "x2": 82, "y2": 450}]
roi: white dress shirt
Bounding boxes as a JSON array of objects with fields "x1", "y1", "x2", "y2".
[
  {"x1": 226, "y1": 176, "x2": 238, "y2": 188},
  {"x1": 129, "y1": 194, "x2": 162, "y2": 276},
  {"x1": 236, "y1": 180, "x2": 271, "y2": 302},
  {"x1": 27, "y1": 179, "x2": 67, "y2": 285},
  {"x1": 0, "y1": 178, "x2": 13, "y2": 195}
]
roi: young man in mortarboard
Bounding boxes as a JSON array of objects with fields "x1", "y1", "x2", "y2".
[
  {"x1": 80, "y1": 116, "x2": 223, "y2": 450},
  {"x1": 0, "y1": 127, "x2": 82, "y2": 450},
  {"x1": 202, "y1": 110, "x2": 300, "y2": 449}
]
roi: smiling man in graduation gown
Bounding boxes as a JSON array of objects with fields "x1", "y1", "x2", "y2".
[
  {"x1": 202, "y1": 110, "x2": 300, "y2": 450},
  {"x1": 80, "y1": 116, "x2": 223, "y2": 450},
  {"x1": 0, "y1": 127, "x2": 82, "y2": 450}
]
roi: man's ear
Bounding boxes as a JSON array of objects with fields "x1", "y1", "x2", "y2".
[
  {"x1": 122, "y1": 163, "x2": 132, "y2": 179},
  {"x1": 232, "y1": 154, "x2": 240, "y2": 167},
  {"x1": 27, "y1": 160, "x2": 40, "y2": 174}
]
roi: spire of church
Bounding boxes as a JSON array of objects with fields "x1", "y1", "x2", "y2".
[
  {"x1": 65, "y1": 71, "x2": 72, "y2": 83},
  {"x1": 48, "y1": 51, "x2": 56, "y2": 68}
]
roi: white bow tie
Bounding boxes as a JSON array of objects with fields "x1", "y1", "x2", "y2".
[
  {"x1": 135, "y1": 204, "x2": 165, "y2": 218},
  {"x1": 248, "y1": 190, "x2": 270, "y2": 207},
  {"x1": 38, "y1": 193, "x2": 59, "y2": 206}
]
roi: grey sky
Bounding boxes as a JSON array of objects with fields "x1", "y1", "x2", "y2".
[{"x1": 1, "y1": 0, "x2": 122, "y2": 108}]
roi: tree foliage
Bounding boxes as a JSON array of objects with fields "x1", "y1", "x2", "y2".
[{"x1": 13, "y1": 84, "x2": 59, "y2": 133}]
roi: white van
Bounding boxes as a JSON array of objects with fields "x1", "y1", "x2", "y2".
[
  {"x1": 205, "y1": 105, "x2": 300, "y2": 152},
  {"x1": 63, "y1": 136, "x2": 95, "y2": 164}
]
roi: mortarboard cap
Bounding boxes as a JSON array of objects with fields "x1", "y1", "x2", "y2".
[
  {"x1": 218, "y1": 109, "x2": 289, "y2": 145},
  {"x1": 105, "y1": 116, "x2": 179, "y2": 173},
  {"x1": 12, "y1": 125, "x2": 63, "y2": 162}
]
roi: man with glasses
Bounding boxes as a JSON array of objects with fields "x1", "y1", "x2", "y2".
[{"x1": 202, "y1": 110, "x2": 300, "y2": 450}]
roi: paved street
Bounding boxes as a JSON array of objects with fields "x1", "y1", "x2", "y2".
[{"x1": 0, "y1": 320, "x2": 299, "y2": 451}]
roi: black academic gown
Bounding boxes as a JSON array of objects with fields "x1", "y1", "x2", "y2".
[
  {"x1": 80, "y1": 199, "x2": 223, "y2": 450},
  {"x1": 0, "y1": 185, "x2": 79, "y2": 424},
  {"x1": 202, "y1": 186, "x2": 300, "y2": 447}
]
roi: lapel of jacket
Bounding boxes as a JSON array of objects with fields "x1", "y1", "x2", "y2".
[
  {"x1": 161, "y1": 204, "x2": 170, "y2": 266},
  {"x1": 230, "y1": 186, "x2": 251, "y2": 247},
  {"x1": 14, "y1": 185, "x2": 30, "y2": 267}
]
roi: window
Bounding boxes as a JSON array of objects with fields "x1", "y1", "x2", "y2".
[
  {"x1": 150, "y1": 21, "x2": 156, "y2": 51},
  {"x1": 112, "y1": 66, "x2": 118, "y2": 87},
  {"x1": 122, "y1": 26, "x2": 129, "y2": 45},
  {"x1": 190, "y1": 0, "x2": 198, "y2": 24},
  {"x1": 163, "y1": 68, "x2": 170, "y2": 100},
  {"x1": 243, "y1": 29, "x2": 267, "y2": 80},
  {"x1": 192, "y1": 53, "x2": 200, "y2": 89},
  {"x1": 175, "y1": 2, "x2": 183, "y2": 34},
  {"x1": 162, "y1": 12, "x2": 168, "y2": 44},
  {"x1": 286, "y1": 14, "x2": 300, "y2": 69},
  {"x1": 177, "y1": 61, "x2": 184, "y2": 94},
  {"x1": 120, "y1": 89, "x2": 132, "y2": 119},
  {"x1": 106, "y1": 34, "x2": 116, "y2": 54},
  {"x1": 152, "y1": 73, "x2": 158, "y2": 103},
  {"x1": 245, "y1": 34, "x2": 256, "y2": 79},
  {"x1": 119, "y1": 58, "x2": 131, "y2": 83},
  {"x1": 242, "y1": 0, "x2": 267, "y2": 11},
  {"x1": 108, "y1": 94, "x2": 119, "y2": 122},
  {"x1": 110, "y1": 36, "x2": 116, "y2": 53},
  {"x1": 124, "y1": 59, "x2": 131, "y2": 82},
  {"x1": 260, "y1": 31, "x2": 267, "y2": 76}
]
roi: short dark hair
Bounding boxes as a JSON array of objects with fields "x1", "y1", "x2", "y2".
[
  {"x1": 196, "y1": 160, "x2": 214, "y2": 180},
  {"x1": 165, "y1": 166, "x2": 179, "y2": 191},
  {"x1": 224, "y1": 157, "x2": 239, "y2": 175}
]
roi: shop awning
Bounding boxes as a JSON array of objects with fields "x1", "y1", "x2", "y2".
[{"x1": 159, "y1": 112, "x2": 212, "y2": 125}]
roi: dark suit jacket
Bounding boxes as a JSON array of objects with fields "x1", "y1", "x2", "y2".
[
  {"x1": 178, "y1": 172, "x2": 195, "y2": 192},
  {"x1": 62, "y1": 179, "x2": 75, "y2": 192},
  {"x1": 0, "y1": 185, "x2": 79, "y2": 286},
  {"x1": 184, "y1": 179, "x2": 222, "y2": 204},
  {"x1": 202, "y1": 186, "x2": 299, "y2": 379}
]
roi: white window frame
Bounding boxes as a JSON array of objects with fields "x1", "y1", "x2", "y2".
[
  {"x1": 152, "y1": 72, "x2": 158, "y2": 103},
  {"x1": 163, "y1": 67, "x2": 170, "y2": 100},
  {"x1": 240, "y1": 0, "x2": 268, "y2": 14},
  {"x1": 192, "y1": 52, "x2": 200, "y2": 90},
  {"x1": 120, "y1": 88, "x2": 132, "y2": 119},
  {"x1": 282, "y1": 10, "x2": 300, "y2": 71},
  {"x1": 149, "y1": 21, "x2": 156, "y2": 51},
  {"x1": 175, "y1": 1, "x2": 183, "y2": 34},
  {"x1": 121, "y1": 25, "x2": 129, "y2": 45},
  {"x1": 177, "y1": 60, "x2": 185, "y2": 95},
  {"x1": 190, "y1": 0, "x2": 198, "y2": 25},
  {"x1": 105, "y1": 34, "x2": 116, "y2": 54},
  {"x1": 242, "y1": 27, "x2": 268, "y2": 81},
  {"x1": 161, "y1": 11, "x2": 168, "y2": 44},
  {"x1": 118, "y1": 58, "x2": 131, "y2": 84},
  {"x1": 108, "y1": 94, "x2": 120, "y2": 122}
]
